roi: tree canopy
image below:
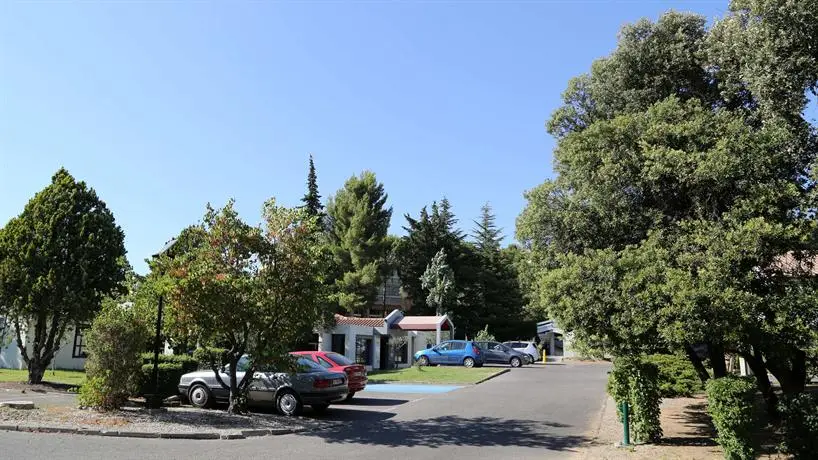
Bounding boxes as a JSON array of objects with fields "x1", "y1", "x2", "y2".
[
  {"x1": 517, "y1": 1, "x2": 818, "y2": 408},
  {"x1": 326, "y1": 171, "x2": 392, "y2": 314},
  {"x1": 0, "y1": 168, "x2": 126, "y2": 383},
  {"x1": 162, "y1": 199, "x2": 332, "y2": 413}
]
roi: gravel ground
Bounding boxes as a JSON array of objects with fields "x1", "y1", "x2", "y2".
[{"x1": 0, "y1": 405, "x2": 336, "y2": 435}]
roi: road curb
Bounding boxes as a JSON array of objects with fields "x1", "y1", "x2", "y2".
[
  {"x1": 0, "y1": 424, "x2": 308, "y2": 441},
  {"x1": 474, "y1": 368, "x2": 510, "y2": 385}
]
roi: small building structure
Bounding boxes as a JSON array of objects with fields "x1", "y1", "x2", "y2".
[{"x1": 317, "y1": 309, "x2": 454, "y2": 371}]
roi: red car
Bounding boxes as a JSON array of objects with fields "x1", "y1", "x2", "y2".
[{"x1": 292, "y1": 351, "x2": 367, "y2": 400}]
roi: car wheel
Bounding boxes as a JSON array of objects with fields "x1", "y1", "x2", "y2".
[
  {"x1": 463, "y1": 357, "x2": 475, "y2": 368},
  {"x1": 188, "y1": 383, "x2": 211, "y2": 409},
  {"x1": 510, "y1": 357, "x2": 522, "y2": 368},
  {"x1": 311, "y1": 403, "x2": 330, "y2": 414},
  {"x1": 276, "y1": 389, "x2": 303, "y2": 416},
  {"x1": 344, "y1": 392, "x2": 356, "y2": 402},
  {"x1": 418, "y1": 356, "x2": 430, "y2": 366}
]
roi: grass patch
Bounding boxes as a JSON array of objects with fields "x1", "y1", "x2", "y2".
[
  {"x1": 367, "y1": 366, "x2": 503, "y2": 384},
  {"x1": 0, "y1": 369, "x2": 86, "y2": 386}
]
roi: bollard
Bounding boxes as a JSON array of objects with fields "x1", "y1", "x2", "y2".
[
  {"x1": 621, "y1": 401, "x2": 630, "y2": 446},
  {"x1": 542, "y1": 349, "x2": 547, "y2": 364}
]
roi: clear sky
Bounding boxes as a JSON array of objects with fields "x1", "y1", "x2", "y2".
[{"x1": 1, "y1": 1, "x2": 730, "y2": 274}]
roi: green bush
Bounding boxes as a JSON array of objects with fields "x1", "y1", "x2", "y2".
[
  {"x1": 79, "y1": 304, "x2": 149, "y2": 410},
  {"x1": 140, "y1": 353, "x2": 199, "y2": 373},
  {"x1": 607, "y1": 356, "x2": 663, "y2": 443},
  {"x1": 138, "y1": 353, "x2": 199, "y2": 398},
  {"x1": 778, "y1": 392, "x2": 818, "y2": 459},
  {"x1": 705, "y1": 376, "x2": 757, "y2": 460},
  {"x1": 645, "y1": 354, "x2": 704, "y2": 398}
]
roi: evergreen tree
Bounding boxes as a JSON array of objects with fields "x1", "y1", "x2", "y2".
[
  {"x1": 473, "y1": 202, "x2": 502, "y2": 257},
  {"x1": 326, "y1": 171, "x2": 392, "y2": 314},
  {"x1": 301, "y1": 154, "x2": 323, "y2": 217}
]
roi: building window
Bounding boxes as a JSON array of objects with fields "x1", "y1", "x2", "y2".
[
  {"x1": 331, "y1": 334, "x2": 345, "y2": 356},
  {"x1": 72, "y1": 325, "x2": 89, "y2": 358},
  {"x1": 393, "y1": 342, "x2": 408, "y2": 364},
  {"x1": 355, "y1": 336, "x2": 373, "y2": 366}
]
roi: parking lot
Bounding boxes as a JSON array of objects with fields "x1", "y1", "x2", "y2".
[{"x1": 1, "y1": 362, "x2": 612, "y2": 460}]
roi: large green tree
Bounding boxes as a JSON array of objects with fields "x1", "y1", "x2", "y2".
[
  {"x1": 163, "y1": 199, "x2": 332, "y2": 413},
  {"x1": 326, "y1": 171, "x2": 392, "y2": 314},
  {"x1": 471, "y1": 204, "x2": 526, "y2": 334},
  {"x1": 0, "y1": 169, "x2": 126, "y2": 383},
  {"x1": 518, "y1": 3, "x2": 818, "y2": 411},
  {"x1": 396, "y1": 199, "x2": 484, "y2": 335},
  {"x1": 420, "y1": 249, "x2": 456, "y2": 316}
]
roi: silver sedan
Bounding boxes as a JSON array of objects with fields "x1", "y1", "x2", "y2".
[{"x1": 178, "y1": 356, "x2": 348, "y2": 416}]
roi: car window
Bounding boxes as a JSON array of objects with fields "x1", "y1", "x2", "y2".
[
  {"x1": 316, "y1": 357, "x2": 333, "y2": 368},
  {"x1": 326, "y1": 352, "x2": 353, "y2": 366},
  {"x1": 450, "y1": 342, "x2": 466, "y2": 351},
  {"x1": 510, "y1": 342, "x2": 521, "y2": 348},
  {"x1": 296, "y1": 357, "x2": 324, "y2": 372},
  {"x1": 437, "y1": 342, "x2": 451, "y2": 351},
  {"x1": 236, "y1": 356, "x2": 252, "y2": 372}
]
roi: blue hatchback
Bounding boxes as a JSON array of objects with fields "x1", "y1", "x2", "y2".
[{"x1": 414, "y1": 340, "x2": 485, "y2": 368}]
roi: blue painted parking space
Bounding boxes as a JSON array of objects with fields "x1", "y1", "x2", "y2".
[{"x1": 362, "y1": 383, "x2": 463, "y2": 394}]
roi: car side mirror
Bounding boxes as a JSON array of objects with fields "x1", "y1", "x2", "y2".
[{"x1": 426, "y1": 344, "x2": 432, "y2": 349}]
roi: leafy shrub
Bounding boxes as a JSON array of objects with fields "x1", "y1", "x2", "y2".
[
  {"x1": 777, "y1": 392, "x2": 818, "y2": 459},
  {"x1": 607, "y1": 356, "x2": 663, "y2": 443},
  {"x1": 705, "y1": 376, "x2": 757, "y2": 460},
  {"x1": 79, "y1": 304, "x2": 149, "y2": 410},
  {"x1": 138, "y1": 354, "x2": 200, "y2": 398},
  {"x1": 645, "y1": 354, "x2": 704, "y2": 397},
  {"x1": 474, "y1": 325, "x2": 496, "y2": 343}
]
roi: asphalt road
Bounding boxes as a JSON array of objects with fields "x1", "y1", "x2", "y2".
[{"x1": 0, "y1": 362, "x2": 611, "y2": 460}]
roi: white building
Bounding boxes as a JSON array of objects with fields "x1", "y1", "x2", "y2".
[
  {"x1": 0, "y1": 318, "x2": 88, "y2": 370},
  {"x1": 317, "y1": 309, "x2": 454, "y2": 371}
]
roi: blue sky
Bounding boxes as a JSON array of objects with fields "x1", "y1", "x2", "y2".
[{"x1": 1, "y1": 1, "x2": 731, "y2": 274}]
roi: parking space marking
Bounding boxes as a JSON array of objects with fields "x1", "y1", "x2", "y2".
[{"x1": 362, "y1": 384, "x2": 463, "y2": 394}]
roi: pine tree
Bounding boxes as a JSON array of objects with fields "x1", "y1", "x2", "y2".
[
  {"x1": 326, "y1": 171, "x2": 392, "y2": 314},
  {"x1": 301, "y1": 154, "x2": 323, "y2": 217},
  {"x1": 473, "y1": 202, "x2": 502, "y2": 257}
]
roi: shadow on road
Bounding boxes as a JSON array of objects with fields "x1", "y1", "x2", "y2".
[
  {"x1": 342, "y1": 397, "x2": 408, "y2": 407},
  {"x1": 297, "y1": 415, "x2": 589, "y2": 451}
]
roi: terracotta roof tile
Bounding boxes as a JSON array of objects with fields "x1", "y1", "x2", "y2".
[{"x1": 334, "y1": 314, "x2": 384, "y2": 328}]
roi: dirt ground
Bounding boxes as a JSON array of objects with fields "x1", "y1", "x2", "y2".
[
  {"x1": 581, "y1": 395, "x2": 722, "y2": 459},
  {"x1": 580, "y1": 395, "x2": 790, "y2": 460}
]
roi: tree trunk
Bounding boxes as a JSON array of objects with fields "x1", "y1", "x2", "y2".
[
  {"x1": 766, "y1": 349, "x2": 807, "y2": 396},
  {"x1": 227, "y1": 359, "x2": 240, "y2": 414},
  {"x1": 684, "y1": 343, "x2": 710, "y2": 384},
  {"x1": 708, "y1": 343, "x2": 727, "y2": 378},
  {"x1": 741, "y1": 350, "x2": 778, "y2": 421},
  {"x1": 27, "y1": 359, "x2": 46, "y2": 385}
]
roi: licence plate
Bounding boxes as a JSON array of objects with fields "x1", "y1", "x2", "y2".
[{"x1": 332, "y1": 378, "x2": 344, "y2": 386}]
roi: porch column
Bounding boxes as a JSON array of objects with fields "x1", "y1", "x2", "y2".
[
  {"x1": 549, "y1": 333, "x2": 556, "y2": 356},
  {"x1": 436, "y1": 325, "x2": 441, "y2": 345}
]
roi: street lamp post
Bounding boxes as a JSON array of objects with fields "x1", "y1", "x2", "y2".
[{"x1": 147, "y1": 238, "x2": 177, "y2": 409}]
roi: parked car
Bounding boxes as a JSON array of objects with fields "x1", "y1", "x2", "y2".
[
  {"x1": 503, "y1": 341, "x2": 540, "y2": 364},
  {"x1": 475, "y1": 341, "x2": 527, "y2": 368},
  {"x1": 414, "y1": 340, "x2": 485, "y2": 368},
  {"x1": 292, "y1": 350, "x2": 367, "y2": 401},
  {"x1": 178, "y1": 355, "x2": 347, "y2": 416}
]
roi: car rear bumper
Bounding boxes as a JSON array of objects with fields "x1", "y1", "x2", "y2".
[{"x1": 300, "y1": 388, "x2": 348, "y2": 404}]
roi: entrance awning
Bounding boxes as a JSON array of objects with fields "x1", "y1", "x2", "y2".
[{"x1": 392, "y1": 316, "x2": 451, "y2": 331}]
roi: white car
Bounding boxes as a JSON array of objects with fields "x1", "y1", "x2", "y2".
[{"x1": 503, "y1": 341, "x2": 539, "y2": 364}]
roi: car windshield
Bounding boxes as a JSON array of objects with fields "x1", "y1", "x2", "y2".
[{"x1": 326, "y1": 352, "x2": 353, "y2": 366}]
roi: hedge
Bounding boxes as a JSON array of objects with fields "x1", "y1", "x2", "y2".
[
  {"x1": 778, "y1": 392, "x2": 818, "y2": 459},
  {"x1": 705, "y1": 376, "x2": 757, "y2": 460},
  {"x1": 138, "y1": 354, "x2": 200, "y2": 398},
  {"x1": 645, "y1": 354, "x2": 704, "y2": 398},
  {"x1": 607, "y1": 356, "x2": 663, "y2": 443}
]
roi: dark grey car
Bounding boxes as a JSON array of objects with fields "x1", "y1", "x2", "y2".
[
  {"x1": 475, "y1": 341, "x2": 526, "y2": 368},
  {"x1": 178, "y1": 355, "x2": 348, "y2": 416}
]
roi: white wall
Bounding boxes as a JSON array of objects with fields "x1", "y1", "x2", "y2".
[{"x1": 0, "y1": 322, "x2": 86, "y2": 371}]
